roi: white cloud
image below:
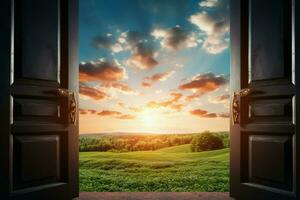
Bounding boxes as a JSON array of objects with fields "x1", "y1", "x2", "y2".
[
  {"x1": 199, "y1": 0, "x2": 219, "y2": 8},
  {"x1": 151, "y1": 27, "x2": 198, "y2": 50},
  {"x1": 189, "y1": 11, "x2": 229, "y2": 54},
  {"x1": 111, "y1": 43, "x2": 123, "y2": 53}
]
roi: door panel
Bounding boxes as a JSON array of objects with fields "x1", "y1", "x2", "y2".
[
  {"x1": 13, "y1": 134, "x2": 67, "y2": 190},
  {"x1": 230, "y1": 0, "x2": 299, "y2": 199},
  {"x1": 241, "y1": 134, "x2": 293, "y2": 191},
  {"x1": 15, "y1": 0, "x2": 59, "y2": 81},
  {"x1": 0, "y1": 0, "x2": 78, "y2": 199},
  {"x1": 249, "y1": 0, "x2": 291, "y2": 81},
  {"x1": 13, "y1": 98, "x2": 60, "y2": 122},
  {"x1": 249, "y1": 98, "x2": 293, "y2": 123}
]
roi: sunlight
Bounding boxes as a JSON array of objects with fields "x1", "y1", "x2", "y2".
[{"x1": 139, "y1": 109, "x2": 163, "y2": 131}]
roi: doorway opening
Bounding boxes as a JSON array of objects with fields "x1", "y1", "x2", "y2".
[{"x1": 78, "y1": 0, "x2": 230, "y2": 192}]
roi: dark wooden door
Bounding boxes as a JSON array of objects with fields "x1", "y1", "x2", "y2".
[
  {"x1": 230, "y1": 0, "x2": 299, "y2": 199},
  {"x1": 0, "y1": 0, "x2": 79, "y2": 199}
]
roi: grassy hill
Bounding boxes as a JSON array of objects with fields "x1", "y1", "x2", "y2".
[
  {"x1": 157, "y1": 143, "x2": 192, "y2": 153},
  {"x1": 80, "y1": 144, "x2": 229, "y2": 192}
]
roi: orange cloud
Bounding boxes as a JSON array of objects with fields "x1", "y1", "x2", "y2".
[
  {"x1": 79, "y1": 109, "x2": 98, "y2": 115},
  {"x1": 179, "y1": 73, "x2": 228, "y2": 91},
  {"x1": 117, "y1": 102, "x2": 143, "y2": 112},
  {"x1": 79, "y1": 59, "x2": 127, "y2": 82},
  {"x1": 79, "y1": 109, "x2": 88, "y2": 115},
  {"x1": 190, "y1": 109, "x2": 229, "y2": 118},
  {"x1": 80, "y1": 108, "x2": 136, "y2": 120},
  {"x1": 97, "y1": 110, "x2": 122, "y2": 116},
  {"x1": 146, "y1": 92, "x2": 184, "y2": 111},
  {"x1": 116, "y1": 114, "x2": 136, "y2": 120},
  {"x1": 190, "y1": 109, "x2": 208, "y2": 116},
  {"x1": 179, "y1": 73, "x2": 228, "y2": 101},
  {"x1": 88, "y1": 109, "x2": 97, "y2": 114},
  {"x1": 211, "y1": 94, "x2": 230, "y2": 103},
  {"x1": 79, "y1": 85, "x2": 110, "y2": 100},
  {"x1": 190, "y1": 109, "x2": 217, "y2": 118},
  {"x1": 216, "y1": 94, "x2": 230, "y2": 101},
  {"x1": 142, "y1": 70, "x2": 175, "y2": 88},
  {"x1": 102, "y1": 82, "x2": 137, "y2": 94},
  {"x1": 97, "y1": 110, "x2": 136, "y2": 120}
]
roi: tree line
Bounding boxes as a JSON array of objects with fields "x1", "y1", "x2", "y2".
[{"x1": 79, "y1": 132, "x2": 229, "y2": 152}]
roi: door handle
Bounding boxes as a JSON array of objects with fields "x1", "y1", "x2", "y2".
[
  {"x1": 232, "y1": 88, "x2": 252, "y2": 125},
  {"x1": 58, "y1": 88, "x2": 77, "y2": 125}
]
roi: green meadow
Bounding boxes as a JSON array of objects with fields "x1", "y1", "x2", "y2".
[{"x1": 80, "y1": 142, "x2": 229, "y2": 192}]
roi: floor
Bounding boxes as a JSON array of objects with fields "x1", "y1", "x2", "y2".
[{"x1": 77, "y1": 192, "x2": 233, "y2": 200}]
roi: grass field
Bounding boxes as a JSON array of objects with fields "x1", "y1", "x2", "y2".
[{"x1": 80, "y1": 144, "x2": 229, "y2": 192}]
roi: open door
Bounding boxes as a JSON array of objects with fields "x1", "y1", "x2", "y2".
[
  {"x1": 230, "y1": 0, "x2": 299, "y2": 199},
  {"x1": 0, "y1": 0, "x2": 79, "y2": 199}
]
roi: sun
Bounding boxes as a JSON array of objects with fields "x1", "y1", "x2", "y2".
[{"x1": 139, "y1": 109, "x2": 162, "y2": 131}]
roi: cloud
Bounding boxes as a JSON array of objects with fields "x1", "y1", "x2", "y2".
[
  {"x1": 199, "y1": 0, "x2": 219, "y2": 8},
  {"x1": 218, "y1": 112, "x2": 229, "y2": 118},
  {"x1": 185, "y1": 93, "x2": 202, "y2": 102},
  {"x1": 119, "y1": 31, "x2": 159, "y2": 70},
  {"x1": 91, "y1": 36, "x2": 113, "y2": 49},
  {"x1": 126, "y1": 43, "x2": 159, "y2": 70},
  {"x1": 79, "y1": 109, "x2": 98, "y2": 115},
  {"x1": 118, "y1": 102, "x2": 126, "y2": 108},
  {"x1": 79, "y1": 59, "x2": 127, "y2": 82},
  {"x1": 142, "y1": 70, "x2": 175, "y2": 87},
  {"x1": 209, "y1": 94, "x2": 230, "y2": 103},
  {"x1": 190, "y1": 109, "x2": 229, "y2": 118},
  {"x1": 209, "y1": 94, "x2": 230, "y2": 108},
  {"x1": 179, "y1": 73, "x2": 228, "y2": 99},
  {"x1": 91, "y1": 35, "x2": 123, "y2": 53},
  {"x1": 118, "y1": 102, "x2": 143, "y2": 112},
  {"x1": 116, "y1": 114, "x2": 136, "y2": 120},
  {"x1": 79, "y1": 85, "x2": 110, "y2": 100},
  {"x1": 79, "y1": 109, "x2": 88, "y2": 115},
  {"x1": 88, "y1": 109, "x2": 97, "y2": 114},
  {"x1": 102, "y1": 82, "x2": 137, "y2": 95},
  {"x1": 146, "y1": 92, "x2": 184, "y2": 111},
  {"x1": 129, "y1": 107, "x2": 143, "y2": 112},
  {"x1": 111, "y1": 43, "x2": 123, "y2": 53},
  {"x1": 189, "y1": 10, "x2": 229, "y2": 54},
  {"x1": 190, "y1": 109, "x2": 217, "y2": 118},
  {"x1": 97, "y1": 110, "x2": 122, "y2": 116},
  {"x1": 151, "y1": 27, "x2": 198, "y2": 50},
  {"x1": 97, "y1": 110, "x2": 136, "y2": 120}
]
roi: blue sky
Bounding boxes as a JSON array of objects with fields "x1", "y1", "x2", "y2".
[{"x1": 79, "y1": 0, "x2": 230, "y2": 134}]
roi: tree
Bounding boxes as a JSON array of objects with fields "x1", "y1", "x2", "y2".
[{"x1": 191, "y1": 131, "x2": 224, "y2": 152}]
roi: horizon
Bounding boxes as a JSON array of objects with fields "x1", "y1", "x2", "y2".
[{"x1": 79, "y1": 130, "x2": 229, "y2": 136}]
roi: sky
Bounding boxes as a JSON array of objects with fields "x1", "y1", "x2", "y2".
[{"x1": 79, "y1": 0, "x2": 230, "y2": 134}]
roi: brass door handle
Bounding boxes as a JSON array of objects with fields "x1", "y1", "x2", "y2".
[
  {"x1": 232, "y1": 88, "x2": 252, "y2": 125},
  {"x1": 58, "y1": 88, "x2": 77, "y2": 125}
]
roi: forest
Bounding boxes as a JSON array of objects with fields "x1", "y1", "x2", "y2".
[{"x1": 79, "y1": 131, "x2": 229, "y2": 152}]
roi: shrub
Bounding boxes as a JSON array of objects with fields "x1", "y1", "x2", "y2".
[{"x1": 191, "y1": 131, "x2": 224, "y2": 152}]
